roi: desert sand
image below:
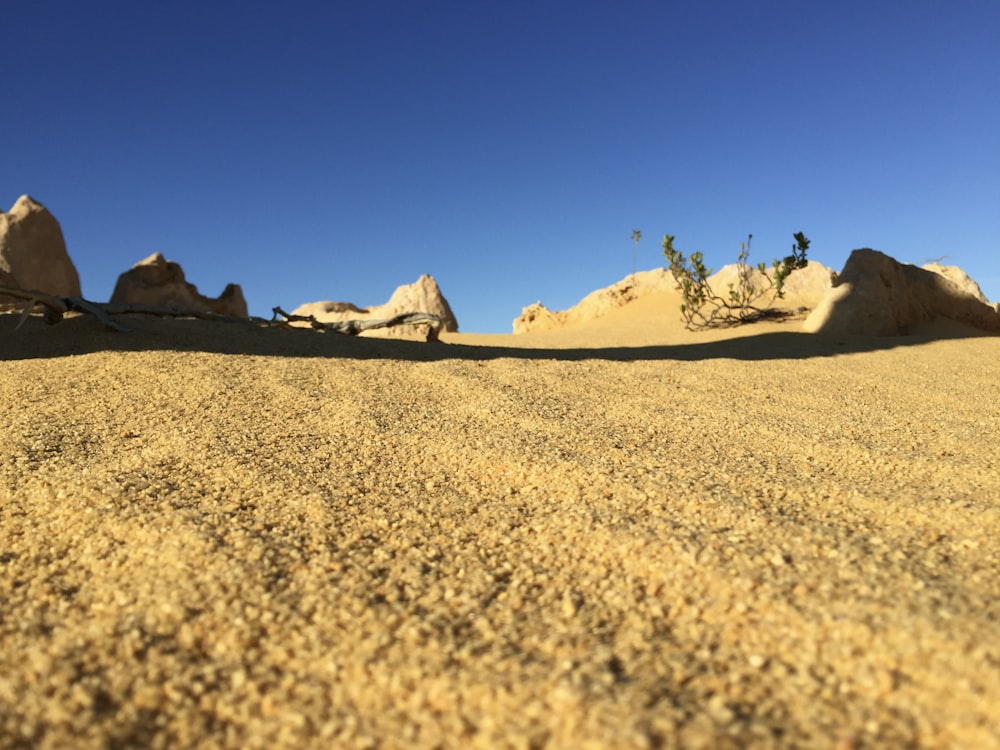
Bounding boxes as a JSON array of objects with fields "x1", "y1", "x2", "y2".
[{"x1": 1, "y1": 287, "x2": 998, "y2": 749}]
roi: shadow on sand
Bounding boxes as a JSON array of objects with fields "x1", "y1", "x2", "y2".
[{"x1": 1, "y1": 313, "x2": 995, "y2": 364}]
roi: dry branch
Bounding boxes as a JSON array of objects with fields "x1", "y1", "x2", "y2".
[
  {"x1": 1, "y1": 287, "x2": 125, "y2": 330},
  {"x1": 1, "y1": 287, "x2": 444, "y2": 341},
  {"x1": 270, "y1": 307, "x2": 444, "y2": 341}
]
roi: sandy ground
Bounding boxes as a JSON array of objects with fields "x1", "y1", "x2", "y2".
[{"x1": 1, "y1": 301, "x2": 998, "y2": 749}]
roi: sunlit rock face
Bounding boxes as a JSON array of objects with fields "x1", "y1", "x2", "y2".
[
  {"x1": 803, "y1": 249, "x2": 1000, "y2": 336},
  {"x1": 0, "y1": 195, "x2": 82, "y2": 299}
]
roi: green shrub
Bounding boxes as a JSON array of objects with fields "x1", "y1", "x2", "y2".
[
  {"x1": 630, "y1": 229, "x2": 642, "y2": 281},
  {"x1": 661, "y1": 232, "x2": 810, "y2": 329}
]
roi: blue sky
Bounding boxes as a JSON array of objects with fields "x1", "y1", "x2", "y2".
[{"x1": 3, "y1": 1, "x2": 998, "y2": 332}]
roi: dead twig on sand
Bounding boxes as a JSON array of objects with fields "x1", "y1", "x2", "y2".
[
  {"x1": 1, "y1": 287, "x2": 125, "y2": 331},
  {"x1": 0, "y1": 287, "x2": 444, "y2": 341}
]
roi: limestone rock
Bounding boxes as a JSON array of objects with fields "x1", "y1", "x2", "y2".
[
  {"x1": 512, "y1": 263, "x2": 832, "y2": 334},
  {"x1": 513, "y1": 301, "x2": 565, "y2": 335},
  {"x1": 779, "y1": 261, "x2": 837, "y2": 304},
  {"x1": 922, "y1": 263, "x2": 991, "y2": 304},
  {"x1": 292, "y1": 301, "x2": 365, "y2": 318},
  {"x1": 110, "y1": 253, "x2": 248, "y2": 317},
  {"x1": 379, "y1": 274, "x2": 458, "y2": 331},
  {"x1": 292, "y1": 274, "x2": 458, "y2": 339},
  {"x1": 0, "y1": 195, "x2": 82, "y2": 298},
  {"x1": 706, "y1": 261, "x2": 832, "y2": 308},
  {"x1": 513, "y1": 269, "x2": 673, "y2": 334},
  {"x1": 803, "y1": 249, "x2": 1000, "y2": 336}
]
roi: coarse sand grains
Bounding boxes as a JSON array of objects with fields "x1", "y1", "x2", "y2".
[{"x1": 1, "y1": 313, "x2": 998, "y2": 748}]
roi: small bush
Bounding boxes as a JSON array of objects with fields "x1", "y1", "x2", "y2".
[
  {"x1": 630, "y1": 229, "x2": 642, "y2": 281},
  {"x1": 662, "y1": 232, "x2": 810, "y2": 329}
]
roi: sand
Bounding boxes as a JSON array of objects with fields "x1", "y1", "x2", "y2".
[{"x1": 1, "y1": 303, "x2": 998, "y2": 749}]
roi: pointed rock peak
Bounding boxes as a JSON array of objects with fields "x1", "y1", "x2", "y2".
[
  {"x1": 9, "y1": 195, "x2": 47, "y2": 217},
  {"x1": 134, "y1": 252, "x2": 169, "y2": 268},
  {"x1": 0, "y1": 195, "x2": 81, "y2": 297}
]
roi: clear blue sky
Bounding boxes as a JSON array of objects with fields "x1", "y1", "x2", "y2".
[{"x1": 3, "y1": 1, "x2": 998, "y2": 332}]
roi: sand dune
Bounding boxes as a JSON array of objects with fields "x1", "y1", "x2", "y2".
[{"x1": 1, "y1": 298, "x2": 998, "y2": 749}]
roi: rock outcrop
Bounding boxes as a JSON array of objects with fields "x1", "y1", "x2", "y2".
[
  {"x1": 0, "y1": 195, "x2": 82, "y2": 300},
  {"x1": 922, "y1": 262, "x2": 991, "y2": 304},
  {"x1": 513, "y1": 269, "x2": 673, "y2": 334},
  {"x1": 110, "y1": 253, "x2": 248, "y2": 317},
  {"x1": 513, "y1": 264, "x2": 832, "y2": 334},
  {"x1": 513, "y1": 301, "x2": 567, "y2": 335},
  {"x1": 292, "y1": 274, "x2": 458, "y2": 339},
  {"x1": 706, "y1": 261, "x2": 833, "y2": 308},
  {"x1": 803, "y1": 249, "x2": 1000, "y2": 336}
]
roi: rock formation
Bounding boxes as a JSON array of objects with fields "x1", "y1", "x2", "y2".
[
  {"x1": 921, "y1": 262, "x2": 992, "y2": 304},
  {"x1": 110, "y1": 253, "x2": 248, "y2": 318},
  {"x1": 513, "y1": 263, "x2": 832, "y2": 334},
  {"x1": 512, "y1": 269, "x2": 669, "y2": 334},
  {"x1": 513, "y1": 301, "x2": 567, "y2": 335},
  {"x1": 292, "y1": 274, "x2": 458, "y2": 339},
  {"x1": 706, "y1": 261, "x2": 833, "y2": 309},
  {"x1": 0, "y1": 195, "x2": 82, "y2": 300},
  {"x1": 803, "y1": 249, "x2": 1000, "y2": 336}
]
